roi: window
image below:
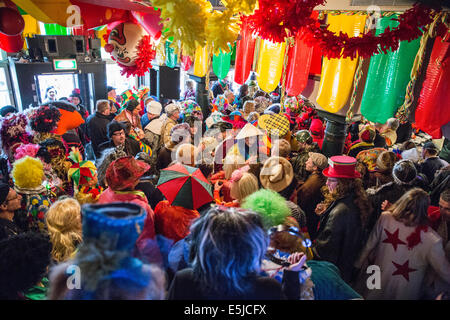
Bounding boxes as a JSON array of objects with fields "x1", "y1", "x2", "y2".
[
  {"x1": 0, "y1": 67, "x2": 12, "y2": 107},
  {"x1": 101, "y1": 48, "x2": 138, "y2": 96}
]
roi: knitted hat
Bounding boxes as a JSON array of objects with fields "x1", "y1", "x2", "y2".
[
  {"x1": 392, "y1": 159, "x2": 417, "y2": 185},
  {"x1": 106, "y1": 156, "x2": 150, "y2": 191},
  {"x1": 146, "y1": 101, "x2": 162, "y2": 115},
  {"x1": 69, "y1": 89, "x2": 82, "y2": 104},
  {"x1": 260, "y1": 156, "x2": 294, "y2": 192},
  {"x1": 359, "y1": 124, "x2": 376, "y2": 143},
  {"x1": 309, "y1": 118, "x2": 324, "y2": 137},
  {"x1": 107, "y1": 121, "x2": 126, "y2": 139}
]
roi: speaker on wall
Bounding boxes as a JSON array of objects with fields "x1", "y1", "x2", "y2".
[{"x1": 157, "y1": 66, "x2": 180, "y2": 100}]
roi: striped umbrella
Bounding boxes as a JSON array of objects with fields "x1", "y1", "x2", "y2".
[{"x1": 156, "y1": 163, "x2": 213, "y2": 210}]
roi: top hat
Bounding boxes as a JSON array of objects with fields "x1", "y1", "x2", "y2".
[{"x1": 323, "y1": 155, "x2": 361, "y2": 179}]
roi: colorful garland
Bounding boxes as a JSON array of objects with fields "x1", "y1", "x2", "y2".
[{"x1": 247, "y1": 1, "x2": 438, "y2": 59}]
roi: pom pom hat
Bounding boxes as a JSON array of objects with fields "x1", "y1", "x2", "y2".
[{"x1": 322, "y1": 155, "x2": 361, "y2": 179}]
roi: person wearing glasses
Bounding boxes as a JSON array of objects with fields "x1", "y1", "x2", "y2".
[
  {"x1": 0, "y1": 182, "x2": 23, "y2": 241},
  {"x1": 98, "y1": 120, "x2": 140, "y2": 157}
]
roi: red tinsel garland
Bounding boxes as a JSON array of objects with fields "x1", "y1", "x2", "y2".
[{"x1": 247, "y1": 1, "x2": 438, "y2": 59}]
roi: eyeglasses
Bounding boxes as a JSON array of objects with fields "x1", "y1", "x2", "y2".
[{"x1": 113, "y1": 131, "x2": 125, "y2": 136}]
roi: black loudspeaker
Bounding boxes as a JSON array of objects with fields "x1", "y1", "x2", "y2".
[
  {"x1": 89, "y1": 38, "x2": 102, "y2": 61},
  {"x1": 157, "y1": 65, "x2": 180, "y2": 100},
  {"x1": 25, "y1": 35, "x2": 86, "y2": 60},
  {"x1": 26, "y1": 37, "x2": 44, "y2": 61}
]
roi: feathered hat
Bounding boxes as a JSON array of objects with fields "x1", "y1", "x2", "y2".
[
  {"x1": 67, "y1": 148, "x2": 97, "y2": 188},
  {"x1": 0, "y1": 113, "x2": 33, "y2": 153}
]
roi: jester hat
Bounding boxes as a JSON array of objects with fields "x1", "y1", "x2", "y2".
[{"x1": 67, "y1": 148, "x2": 97, "y2": 187}]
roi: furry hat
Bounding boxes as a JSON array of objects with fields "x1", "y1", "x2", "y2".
[
  {"x1": 14, "y1": 143, "x2": 40, "y2": 161},
  {"x1": 392, "y1": 159, "x2": 417, "y2": 185},
  {"x1": 96, "y1": 145, "x2": 127, "y2": 188},
  {"x1": 241, "y1": 188, "x2": 290, "y2": 229},
  {"x1": 12, "y1": 156, "x2": 45, "y2": 189},
  {"x1": 0, "y1": 113, "x2": 33, "y2": 153},
  {"x1": 29, "y1": 105, "x2": 61, "y2": 134}
]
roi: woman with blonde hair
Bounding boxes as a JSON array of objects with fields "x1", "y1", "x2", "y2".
[
  {"x1": 354, "y1": 188, "x2": 450, "y2": 300},
  {"x1": 211, "y1": 154, "x2": 245, "y2": 203},
  {"x1": 46, "y1": 198, "x2": 82, "y2": 263}
]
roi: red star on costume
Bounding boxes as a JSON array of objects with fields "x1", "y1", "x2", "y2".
[
  {"x1": 392, "y1": 260, "x2": 417, "y2": 281},
  {"x1": 382, "y1": 228, "x2": 406, "y2": 251}
]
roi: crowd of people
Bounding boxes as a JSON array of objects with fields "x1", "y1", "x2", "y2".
[{"x1": 0, "y1": 79, "x2": 449, "y2": 301}]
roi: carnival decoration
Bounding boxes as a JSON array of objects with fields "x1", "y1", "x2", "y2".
[
  {"x1": 213, "y1": 47, "x2": 232, "y2": 80},
  {"x1": 0, "y1": 0, "x2": 25, "y2": 52},
  {"x1": 234, "y1": 18, "x2": 257, "y2": 85},
  {"x1": 104, "y1": 21, "x2": 156, "y2": 77},
  {"x1": 360, "y1": 15, "x2": 421, "y2": 124},
  {"x1": 414, "y1": 35, "x2": 450, "y2": 138},
  {"x1": 256, "y1": 40, "x2": 286, "y2": 93},
  {"x1": 316, "y1": 13, "x2": 366, "y2": 113},
  {"x1": 193, "y1": 45, "x2": 209, "y2": 77}
]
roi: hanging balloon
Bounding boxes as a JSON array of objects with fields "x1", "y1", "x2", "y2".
[
  {"x1": 73, "y1": 1, "x2": 128, "y2": 29},
  {"x1": 316, "y1": 13, "x2": 367, "y2": 113},
  {"x1": 414, "y1": 36, "x2": 450, "y2": 138},
  {"x1": 193, "y1": 45, "x2": 209, "y2": 78},
  {"x1": 165, "y1": 41, "x2": 178, "y2": 68},
  {"x1": 0, "y1": 2, "x2": 25, "y2": 53},
  {"x1": 213, "y1": 47, "x2": 232, "y2": 80},
  {"x1": 256, "y1": 39, "x2": 286, "y2": 93},
  {"x1": 131, "y1": 9, "x2": 163, "y2": 40},
  {"x1": 360, "y1": 15, "x2": 421, "y2": 124},
  {"x1": 181, "y1": 54, "x2": 193, "y2": 71},
  {"x1": 309, "y1": 44, "x2": 323, "y2": 75},
  {"x1": 234, "y1": 18, "x2": 257, "y2": 85},
  {"x1": 285, "y1": 30, "x2": 314, "y2": 96},
  {"x1": 104, "y1": 22, "x2": 156, "y2": 77}
]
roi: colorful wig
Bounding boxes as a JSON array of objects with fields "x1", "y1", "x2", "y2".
[
  {"x1": 12, "y1": 156, "x2": 45, "y2": 189},
  {"x1": 241, "y1": 188, "x2": 290, "y2": 229}
]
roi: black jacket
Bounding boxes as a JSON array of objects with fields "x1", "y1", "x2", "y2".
[
  {"x1": 419, "y1": 157, "x2": 447, "y2": 185},
  {"x1": 312, "y1": 194, "x2": 364, "y2": 282},
  {"x1": 86, "y1": 112, "x2": 111, "y2": 159},
  {"x1": 167, "y1": 268, "x2": 300, "y2": 300},
  {"x1": 0, "y1": 218, "x2": 20, "y2": 241},
  {"x1": 98, "y1": 138, "x2": 141, "y2": 158}
]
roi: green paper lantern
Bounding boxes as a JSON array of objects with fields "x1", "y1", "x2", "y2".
[
  {"x1": 213, "y1": 47, "x2": 232, "y2": 80},
  {"x1": 360, "y1": 15, "x2": 421, "y2": 124}
]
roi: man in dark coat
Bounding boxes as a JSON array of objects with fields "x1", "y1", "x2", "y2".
[
  {"x1": 419, "y1": 141, "x2": 449, "y2": 184},
  {"x1": 98, "y1": 121, "x2": 141, "y2": 157},
  {"x1": 86, "y1": 100, "x2": 112, "y2": 159}
]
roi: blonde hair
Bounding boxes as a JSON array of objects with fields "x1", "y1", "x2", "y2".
[
  {"x1": 46, "y1": 198, "x2": 82, "y2": 263},
  {"x1": 223, "y1": 154, "x2": 245, "y2": 179},
  {"x1": 230, "y1": 172, "x2": 259, "y2": 202},
  {"x1": 176, "y1": 143, "x2": 198, "y2": 167}
]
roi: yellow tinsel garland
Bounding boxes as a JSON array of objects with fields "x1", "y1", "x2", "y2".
[{"x1": 153, "y1": 0, "x2": 257, "y2": 57}]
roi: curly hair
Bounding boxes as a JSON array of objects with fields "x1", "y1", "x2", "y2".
[
  {"x1": 320, "y1": 178, "x2": 372, "y2": 227},
  {"x1": 0, "y1": 232, "x2": 52, "y2": 299},
  {"x1": 11, "y1": 156, "x2": 45, "y2": 189},
  {"x1": 46, "y1": 198, "x2": 82, "y2": 263}
]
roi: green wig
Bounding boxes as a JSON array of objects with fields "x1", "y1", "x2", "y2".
[{"x1": 241, "y1": 188, "x2": 290, "y2": 229}]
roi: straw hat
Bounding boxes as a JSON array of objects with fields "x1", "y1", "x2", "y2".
[
  {"x1": 235, "y1": 123, "x2": 264, "y2": 140},
  {"x1": 260, "y1": 156, "x2": 294, "y2": 192}
]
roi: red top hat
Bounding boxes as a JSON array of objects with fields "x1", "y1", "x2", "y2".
[{"x1": 323, "y1": 155, "x2": 361, "y2": 179}]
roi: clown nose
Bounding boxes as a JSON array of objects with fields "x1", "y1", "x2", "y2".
[{"x1": 104, "y1": 43, "x2": 114, "y2": 53}]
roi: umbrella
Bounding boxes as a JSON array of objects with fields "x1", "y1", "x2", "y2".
[{"x1": 156, "y1": 163, "x2": 213, "y2": 210}]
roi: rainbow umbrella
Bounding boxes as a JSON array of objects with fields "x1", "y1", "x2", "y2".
[{"x1": 156, "y1": 163, "x2": 213, "y2": 210}]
